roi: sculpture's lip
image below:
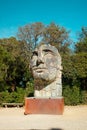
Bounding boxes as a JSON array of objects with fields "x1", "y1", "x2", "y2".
[
  {"x1": 32, "y1": 67, "x2": 47, "y2": 72},
  {"x1": 32, "y1": 67, "x2": 46, "y2": 70}
]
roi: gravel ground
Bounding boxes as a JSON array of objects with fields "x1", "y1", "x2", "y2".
[{"x1": 0, "y1": 105, "x2": 87, "y2": 130}]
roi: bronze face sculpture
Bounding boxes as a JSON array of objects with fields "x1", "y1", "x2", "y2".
[{"x1": 30, "y1": 44, "x2": 62, "y2": 97}]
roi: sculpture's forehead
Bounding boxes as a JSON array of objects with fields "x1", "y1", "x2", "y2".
[{"x1": 35, "y1": 45, "x2": 58, "y2": 55}]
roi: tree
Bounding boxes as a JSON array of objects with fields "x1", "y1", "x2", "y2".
[
  {"x1": 0, "y1": 44, "x2": 12, "y2": 91},
  {"x1": 72, "y1": 53, "x2": 87, "y2": 90},
  {"x1": 62, "y1": 54, "x2": 77, "y2": 87},
  {"x1": 17, "y1": 22, "x2": 72, "y2": 55},
  {"x1": 42, "y1": 22, "x2": 71, "y2": 54},
  {"x1": 75, "y1": 27, "x2": 87, "y2": 53},
  {"x1": 74, "y1": 27, "x2": 87, "y2": 90},
  {"x1": 0, "y1": 37, "x2": 32, "y2": 92},
  {"x1": 17, "y1": 22, "x2": 44, "y2": 50}
]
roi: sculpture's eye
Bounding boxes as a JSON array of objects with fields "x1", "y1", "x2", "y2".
[
  {"x1": 43, "y1": 49, "x2": 54, "y2": 56},
  {"x1": 33, "y1": 51, "x2": 38, "y2": 56},
  {"x1": 31, "y1": 51, "x2": 38, "y2": 58}
]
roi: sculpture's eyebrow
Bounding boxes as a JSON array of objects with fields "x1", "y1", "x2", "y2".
[
  {"x1": 42, "y1": 48, "x2": 56, "y2": 55},
  {"x1": 43, "y1": 49, "x2": 53, "y2": 52}
]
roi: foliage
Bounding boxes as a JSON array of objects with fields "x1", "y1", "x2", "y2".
[
  {"x1": 25, "y1": 81, "x2": 34, "y2": 97},
  {"x1": 43, "y1": 22, "x2": 71, "y2": 53},
  {"x1": 63, "y1": 86, "x2": 81, "y2": 105},
  {"x1": 0, "y1": 86, "x2": 34, "y2": 105},
  {"x1": 0, "y1": 46, "x2": 10, "y2": 81},
  {"x1": 80, "y1": 91, "x2": 87, "y2": 104},
  {"x1": 0, "y1": 45, "x2": 12, "y2": 91},
  {"x1": 0, "y1": 87, "x2": 25, "y2": 104},
  {"x1": 75, "y1": 42, "x2": 87, "y2": 53},
  {"x1": 72, "y1": 53, "x2": 87, "y2": 79},
  {"x1": 75, "y1": 27, "x2": 87, "y2": 53},
  {"x1": 62, "y1": 26, "x2": 87, "y2": 105},
  {"x1": 62, "y1": 54, "x2": 75, "y2": 84},
  {"x1": 17, "y1": 22, "x2": 44, "y2": 50},
  {"x1": 62, "y1": 52, "x2": 87, "y2": 90},
  {"x1": 0, "y1": 37, "x2": 32, "y2": 92},
  {"x1": 17, "y1": 22, "x2": 71, "y2": 54}
]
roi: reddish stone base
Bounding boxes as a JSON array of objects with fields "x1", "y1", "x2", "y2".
[{"x1": 24, "y1": 97, "x2": 64, "y2": 115}]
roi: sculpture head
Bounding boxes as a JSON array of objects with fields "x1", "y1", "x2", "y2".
[{"x1": 30, "y1": 44, "x2": 62, "y2": 83}]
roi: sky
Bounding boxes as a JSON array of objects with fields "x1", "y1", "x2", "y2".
[{"x1": 0, "y1": 0, "x2": 87, "y2": 42}]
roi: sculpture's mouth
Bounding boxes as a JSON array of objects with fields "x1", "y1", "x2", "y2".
[
  {"x1": 33, "y1": 67, "x2": 46, "y2": 73},
  {"x1": 35, "y1": 69, "x2": 44, "y2": 73}
]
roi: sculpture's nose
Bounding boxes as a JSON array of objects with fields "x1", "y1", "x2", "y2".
[{"x1": 36, "y1": 53, "x2": 44, "y2": 66}]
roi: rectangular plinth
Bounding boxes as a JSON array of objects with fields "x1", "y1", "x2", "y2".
[{"x1": 24, "y1": 97, "x2": 64, "y2": 115}]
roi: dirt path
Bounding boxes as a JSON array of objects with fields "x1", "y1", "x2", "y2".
[{"x1": 0, "y1": 105, "x2": 87, "y2": 130}]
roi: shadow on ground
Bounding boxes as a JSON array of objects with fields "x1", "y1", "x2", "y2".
[
  {"x1": 50, "y1": 128, "x2": 63, "y2": 130},
  {"x1": 31, "y1": 128, "x2": 63, "y2": 130}
]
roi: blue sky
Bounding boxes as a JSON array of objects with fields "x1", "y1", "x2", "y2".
[{"x1": 0, "y1": 0, "x2": 87, "y2": 41}]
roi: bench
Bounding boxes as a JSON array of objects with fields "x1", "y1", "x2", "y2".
[{"x1": 2, "y1": 103, "x2": 23, "y2": 108}]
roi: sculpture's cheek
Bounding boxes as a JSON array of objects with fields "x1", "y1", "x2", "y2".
[
  {"x1": 31, "y1": 57, "x2": 37, "y2": 66},
  {"x1": 45, "y1": 57, "x2": 58, "y2": 68}
]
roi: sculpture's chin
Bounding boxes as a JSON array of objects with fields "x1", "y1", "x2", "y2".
[
  {"x1": 33, "y1": 67, "x2": 58, "y2": 82},
  {"x1": 33, "y1": 73, "x2": 56, "y2": 82}
]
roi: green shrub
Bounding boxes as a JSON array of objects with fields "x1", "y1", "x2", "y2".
[
  {"x1": 25, "y1": 82, "x2": 34, "y2": 97},
  {"x1": 15, "y1": 87, "x2": 26, "y2": 103},
  {"x1": 0, "y1": 82, "x2": 34, "y2": 106},
  {"x1": 0, "y1": 87, "x2": 26, "y2": 105},
  {"x1": 1, "y1": 84, "x2": 86, "y2": 106},
  {"x1": 0, "y1": 91, "x2": 11, "y2": 104},
  {"x1": 80, "y1": 91, "x2": 87, "y2": 104},
  {"x1": 63, "y1": 85, "x2": 80, "y2": 105}
]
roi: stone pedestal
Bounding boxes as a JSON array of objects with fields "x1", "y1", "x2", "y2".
[{"x1": 24, "y1": 97, "x2": 64, "y2": 115}]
